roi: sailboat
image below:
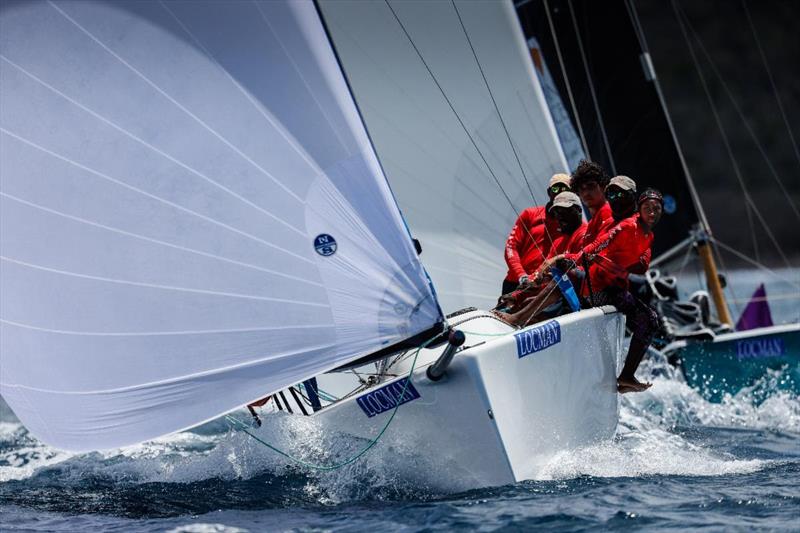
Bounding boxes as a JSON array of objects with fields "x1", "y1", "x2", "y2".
[
  {"x1": 515, "y1": 0, "x2": 799, "y2": 402},
  {"x1": 0, "y1": 0, "x2": 624, "y2": 488}
]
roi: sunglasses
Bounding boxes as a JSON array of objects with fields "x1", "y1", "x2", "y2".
[
  {"x1": 549, "y1": 184, "x2": 570, "y2": 195},
  {"x1": 606, "y1": 189, "x2": 632, "y2": 201}
]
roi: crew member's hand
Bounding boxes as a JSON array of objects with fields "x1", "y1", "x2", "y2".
[
  {"x1": 555, "y1": 257, "x2": 576, "y2": 272},
  {"x1": 518, "y1": 274, "x2": 529, "y2": 287}
]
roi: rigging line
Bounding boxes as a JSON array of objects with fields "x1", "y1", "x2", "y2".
[
  {"x1": 382, "y1": 0, "x2": 518, "y2": 212},
  {"x1": 746, "y1": 202, "x2": 761, "y2": 264},
  {"x1": 0, "y1": 130, "x2": 314, "y2": 266},
  {"x1": 322, "y1": 20, "x2": 511, "y2": 195},
  {"x1": 0, "y1": 319, "x2": 332, "y2": 337},
  {"x1": 383, "y1": 0, "x2": 549, "y2": 263},
  {"x1": 0, "y1": 193, "x2": 323, "y2": 287},
  {"x1": 686, "y1": 6, "x2": 800, "y2": 222},
  {"x1": 451, "y1": 0, "x2": 538, "y2": 205},
  {"x1": 0, "y1": 55, "x2": 308, "y2": 239},
  {"x1": 160, "y1": 0, "x2": 350, "y2": 161},
  {"x1": 623, "y1": 0, "x2": 712, "y2": 233},
  {"x1": 727, "y1": 293, "x2": 800, "y2": 304},
  {"x1": 542, "y1": 0, "x2": 590, "y2": 157},
  {"x1": 742, "y1": 0, "x2": 800, "y2": 174},
  {"x1": 709, "y1": 236, "x2": 800, "y2": 290},
  {"x1": 672, "y1": 2, "x2": 792, "y2": 269},
  {"x1": 566, "y1": 0, "x2": 616, "y2": 175},
  {"x1": 47, "y1": 1, "x2": 306, "y2": 206},
  {"x1": 470, "y1": 125, "x2": 544, "y2": 207},
  {"x1": 0, "y1": 256, "x2": 331, "y2": 307}
]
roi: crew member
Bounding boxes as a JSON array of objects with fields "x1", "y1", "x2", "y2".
[
  {"x1": 502, "y1": 173, "x2": 569, "y2": 295},
  {"x1": 495, "y1": 192, "x2": 585, "y2": 325},
  {"x1": 571, "y1": 160, "x2": 613, "y2": 245},
  {"x1": 605, "y1": 175, "x2": 637, "y2": 224},
  {"x1": 549, "y1": 188, "x2": 664, "y2": 393},
  {"x1": 549, "y1": 191, "x2": 587, "y2": 257}
]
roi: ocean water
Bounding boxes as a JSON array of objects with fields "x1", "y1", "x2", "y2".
[{"x1": 1, "y1": 269, "x2": 798, "y2": 531}]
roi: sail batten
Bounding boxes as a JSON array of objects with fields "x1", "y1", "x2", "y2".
[{"x1": 0, "y1": 0, "x2": 441, "y2": 451}]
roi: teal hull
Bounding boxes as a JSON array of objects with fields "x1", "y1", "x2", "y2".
[{"x1": 673, "y1": 324, "x2": 800, "y2": 402}]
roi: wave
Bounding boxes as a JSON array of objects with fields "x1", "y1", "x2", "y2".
[{"x1": 1, "y1": 349, "x2": 797, "y2": 507}]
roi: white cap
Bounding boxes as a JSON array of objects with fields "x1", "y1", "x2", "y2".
[
  {"x1": 607, "y1": 175, "x2": 636, "y2": 192},
  {"x1": 549, "y1": 173, "x2": 572, "y2": 188},
  {"x1": 549, "y1": 191, "x2": 582, "y2": 210}
]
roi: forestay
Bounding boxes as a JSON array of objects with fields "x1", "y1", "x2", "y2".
[
  {"x1": 0, "y1": 0, "x2": 441, "y2": 451},
  {"x1": 318, "y1": 0, "x2": 569, "y2": 312}
]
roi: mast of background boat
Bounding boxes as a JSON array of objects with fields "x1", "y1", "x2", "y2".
[{"x1": 624, "y1": 0, "x2": 732, "y2": 325}]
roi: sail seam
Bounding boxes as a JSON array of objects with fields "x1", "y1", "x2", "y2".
[
  {"x1": 0, "y1": 192, "x2": 324, "y2": 287},
  {"x1": 0, "y1": 319, "x2": 334, "y2": 337},
  {"x1": 0, "y1": 128, "x2": 314, "y2": 265},
  {"x1": 0, "y1": 256, "x2": 331, "y2": 307},
  {"x1": 47, "y1": 1, "x2": 308, "y2": 208},
  {"x1": 0, "y1": 342, "x2": 340, "y2": 395},
  {"x1": 0, "y1": 54, "x2": 310, "y2": 240}
]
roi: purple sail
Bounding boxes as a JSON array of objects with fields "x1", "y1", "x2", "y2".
[{"x1": 736, "y1": 284, "x2": 774, "y2": 331}]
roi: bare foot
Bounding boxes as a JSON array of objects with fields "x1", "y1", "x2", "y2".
[
  {"x1": 491, "y1": 309, "x2": 516, "y2": 327},
  {"x1": 617, "y1": 376, "x2": 652, "y2": 394}
]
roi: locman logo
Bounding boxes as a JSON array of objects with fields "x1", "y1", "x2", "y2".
[
  {"x1": 314, "y1": 234, "x2": 337, "y2": 256},
  {"x1": 736, "y1": 337, "x2": 785, "y2": 360},
  {"x1": 357, "y1": 378, "x2": 420, "y2": 417},
  {"x1": 514, "y1": 320, "x2": 561, "y2": 358}
]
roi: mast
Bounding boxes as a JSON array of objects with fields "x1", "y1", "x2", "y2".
[{"x1": 625, "y1": 0, "x2": 732, "y2": 325}]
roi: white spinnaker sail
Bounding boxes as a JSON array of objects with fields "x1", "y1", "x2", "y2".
[
  {"x1": 0, "y1": 0, "x2": 441, "y2": 451},
  {"x1": 318, "y1": 0, "x2": 569, "y2": 312}
]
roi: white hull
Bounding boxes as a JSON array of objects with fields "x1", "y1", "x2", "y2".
[{"x1": 252, "y1": 308, "x2": 624, "y2": 489}]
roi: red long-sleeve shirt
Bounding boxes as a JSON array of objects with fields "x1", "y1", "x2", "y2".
[
  {"x1": 582, "y1": 201, "x2": 614, "y2": 247},
  {"x1": 504, "y1": 206, "x2": 560, "y2": 282},
  {"x1": 565, "y1": 214, "x2": 653, "y2": 294},
  {"x1": 550, "y1": 222, "x2": 587, "y2": 257}
]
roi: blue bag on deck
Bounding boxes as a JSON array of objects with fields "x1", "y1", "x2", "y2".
[{"x1": 550, "y1": 266, "x2": 581, "y2": 312}]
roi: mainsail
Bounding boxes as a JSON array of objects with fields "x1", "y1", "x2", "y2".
[
  {"x1": 0, "y1": 0, "x2": 441, "y2": 451},
  {"x1": 318, "y1": 0, "x2": 570, "y2": 312}
]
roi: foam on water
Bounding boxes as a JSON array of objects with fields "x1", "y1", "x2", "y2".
[{"x1": 1, "y1": 356, "x2": 796, "y2": 502}]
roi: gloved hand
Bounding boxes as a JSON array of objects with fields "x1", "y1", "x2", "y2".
[{"x1": 518, "y1": 274, "x2": 529, "y2": 287}]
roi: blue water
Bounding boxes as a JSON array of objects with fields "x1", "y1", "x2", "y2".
[{"x1": 2, "y1": 270, "x2": 798, "y2": 531}]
